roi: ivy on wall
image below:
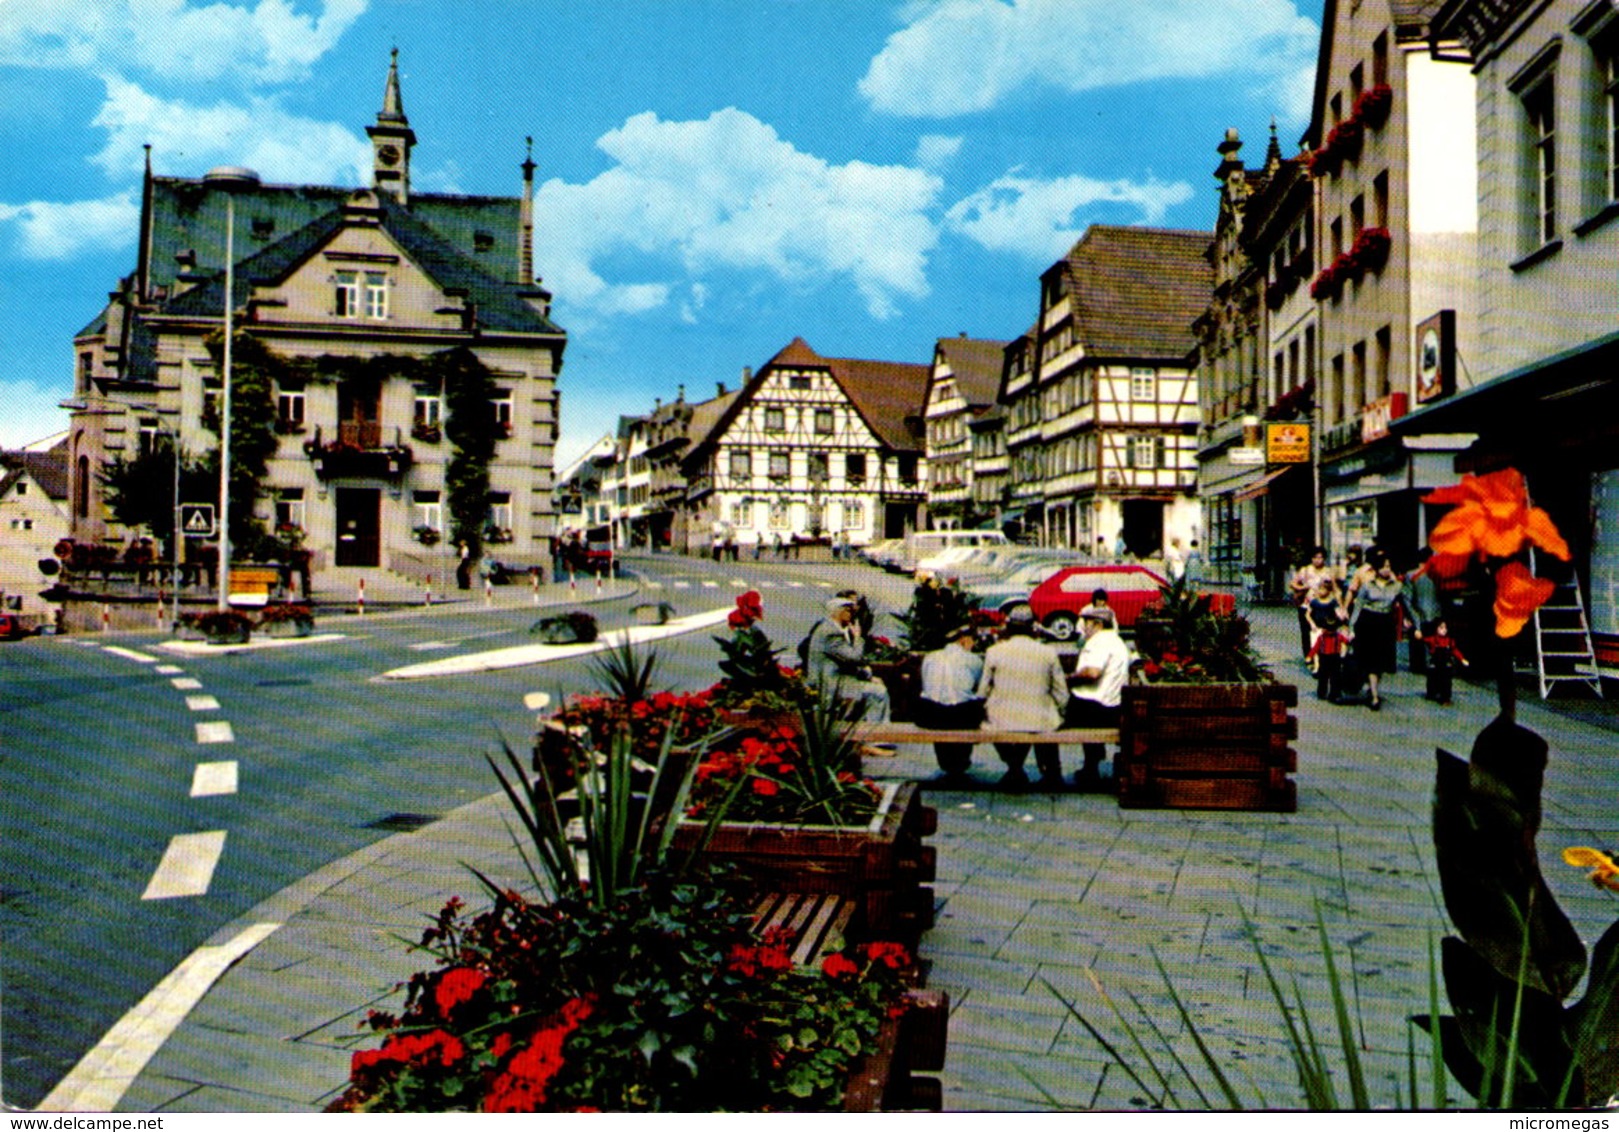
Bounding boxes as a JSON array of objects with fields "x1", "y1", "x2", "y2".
[{"x1": 438, "y1": 346, "x2": 498, "y2": 558}]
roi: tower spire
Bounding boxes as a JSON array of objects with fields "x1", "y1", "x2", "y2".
[
  {"x1": 519, "y1": 136, "x2": 536, "y2": 284},
  {"x1": 367, "y1": 47, "x2": 416, "y2": 204}
]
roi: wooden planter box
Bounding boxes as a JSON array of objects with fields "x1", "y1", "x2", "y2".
[
  {"x1": 1117, "y1": 683, "x2": 1298, "y2": 812},
  {"x1": 671, "y1": 780, "x2": 938, "y2": 945},
  {"x1": 843, "y1": 988, "x2": 949, "y2": 1111}
]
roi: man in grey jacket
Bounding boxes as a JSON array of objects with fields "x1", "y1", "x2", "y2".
[
  {"x1": 806, "y1": 595, "x2": 890, "y2": 723},
  {"x1": 979, "y1": 603, "x2": 1071, "y2": 791}
]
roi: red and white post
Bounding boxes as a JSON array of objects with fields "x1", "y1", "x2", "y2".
[
  {"x1": 357, "y1": 576, "x2": 366, "y2": 616},
  {"x1": 101, "y1": 603, "x2": 111, "y2": 632},
  {"x1": 484, "y1": 574, "x2": 493, "y2": 607},
  {"x1": 425, "y1": 574, "x2": 433, "y2": 607},
  {"x1": 531, "y1": 569, "x2": 540, "y2": 605}
]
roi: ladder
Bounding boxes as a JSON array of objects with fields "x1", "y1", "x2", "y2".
[{"x1": 1519, "y1": 550, "x2": 1603, "y2": 700}]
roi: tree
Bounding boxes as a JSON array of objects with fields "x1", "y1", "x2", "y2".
[
  {"x1": 440, "y1": 346, "x2": 498, "y2": 558},
  {"x1": 99, "y1": 439, "x2": 213, "y2": 553}
]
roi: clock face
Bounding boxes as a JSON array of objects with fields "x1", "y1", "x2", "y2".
[{"x1": 377, "y1": 144, "x2": 400, "y2": 167}]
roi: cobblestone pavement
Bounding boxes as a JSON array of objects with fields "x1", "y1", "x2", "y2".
[{"x1": 111, "y1": 603, "x2": 1618, "y2": 1112}]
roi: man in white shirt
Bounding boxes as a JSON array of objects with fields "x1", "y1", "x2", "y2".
[
  {"x1": 1066, "y1": 606, "x2": 1132, "y2": 791},
  {"x1": 916, "y1": 623, "x2": 984, "y2": 786}
]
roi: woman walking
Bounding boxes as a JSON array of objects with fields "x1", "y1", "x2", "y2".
[
  {"x1": 1290, "y1": 546, "x2": 1335, "y2": 660},
  {"x1": 1348, "y1": 548, "x2": 1408, "y2": 711}
]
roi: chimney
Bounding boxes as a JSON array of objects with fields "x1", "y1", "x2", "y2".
[
  {"x1": 742, "y1": 366, "x2": 753, "y2": 384},
  {"x1": 717, "y1": 381, "x2": 728, "y2": 397},
  {"x1": 677, "y1": 383, "x2": 685, "y2": 402},
  {"x1": 519, "y1": 136, "x2": 536, "y2": 284}
]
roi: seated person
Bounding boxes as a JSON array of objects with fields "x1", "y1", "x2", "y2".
[
  {"x1": 1064, "y1": 606, "x2": 1131, "y2": 791},
  {"x1": 805, "y1": 595, "x2": 890, "y2": 726},
  {"x1": 916, "y1": 622, "x2": 984, "y2": 786},
  {"x1": 980, "y1": 603, "x2": 1071, "y2": 792},
  {"x1": 1080, "y1": 587, "x2": 1116, "y2": 629}
]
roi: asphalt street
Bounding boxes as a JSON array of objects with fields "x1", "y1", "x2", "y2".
[{"x1": 1, "y1": 552, "x2": 902, "y2": 1109}]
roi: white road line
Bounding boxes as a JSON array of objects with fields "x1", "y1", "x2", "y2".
[
  {"x1": 189, "y1": 761, "x2": 238, "y2": 797},
  {"x1": 171, "y1": 677, "x2": 203, "y2": 690},
  {"x1": 729, "y1": 579, "x2": 747, "y2": 587},
  {"x1": 195, "y1": 721, "x2": 234, "y2": 744},
  {"x1": 788, "y1": 581, "x2": 805, "y2": 588},
  {"x1": 673, "y1": 581, "x2": 691, "y2": 589},
  {"x1": 154, "y1": 664, "x2": 184, "y2": 675},
  {"x1": 184, "y1": 694, "x2": 221, "y2": 712},
  {"x1": 141, "y1": 830, "x2": 227, "y2": 900},
  {"x1": 701, "y1": 580, "x2": 719, "y2": 588},
  {"x1": 645, "y1": 581, "x2": 665, "y2": 589},
  {"x1": 759, "y1": 580, "x2": 778, "y2": 587},
  {"x1": 103, "y1": 646, "x2": 158, "y2": 663},
  {"x1": 156, "y1": 633, "x2": 345, "y2": 656},
  {"x1": 39, "y1": 921, "x2": 280, "y2": 1112},
  {"x1": 815, "y1": 582, "x2": 833, "y2": 588}
]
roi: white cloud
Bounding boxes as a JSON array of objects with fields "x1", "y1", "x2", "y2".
[
  {"x1": 0, "y1": 0, "x2": 367, "y2": 84},
  {"x1": 91, "y1": 75, "x2": 372, "y2": 183},
  {"x1": 0, "y1": 192, "x2": 141, "y2": 260},
  {"x1": 860, "y1": 0, "x2": 1319, "y2": 118},
  {"x1": 944, "y1": 169, "x2": 1194, "y2": 259},
  {"x1": 536, "y1": 108, "x2": 943, "y2": 322},
  {"x1": 915, "y1": 134, "x2": 963, "y2": 168}
]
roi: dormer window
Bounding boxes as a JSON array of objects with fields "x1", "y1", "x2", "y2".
[
  {"x1": 251, "y1": 217, "x2": 275, "y2": 241},
  {"x1": 336, "y1": 271, "x2": 389, "y2": 318},
  {"x1": 473, "y1": 231, "x2": 495, "y2": 253}
]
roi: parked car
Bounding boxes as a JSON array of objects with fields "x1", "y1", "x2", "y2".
[
  {"x1": 967, "y1": 558, "x2": 1081, "y2": 614},
  {"x1": 0, "y1": 613, "x2": 35, "y2": 640},
  {"x1": 903, "y1": 529, "x2": 1010, "y2": 574},
  {"x1": 1028, "y1": 565, "x2": 1236, "y2": 640}
]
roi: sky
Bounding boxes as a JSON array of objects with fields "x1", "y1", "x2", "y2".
[{"x1": 0, "y1": 0, "x2": 1327, "y2": 470}]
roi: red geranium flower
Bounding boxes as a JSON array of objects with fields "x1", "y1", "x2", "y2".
[
  {"x1": 821, "y1": 952, "x2": 859, "y2": 979},
  {"x1": 433, "y1": 966, "x2": 487, "y2": 1017}
]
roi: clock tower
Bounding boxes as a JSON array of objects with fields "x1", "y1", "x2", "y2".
[{"x1": 367, "y1": 48, "x2": 416, "y2": 205}]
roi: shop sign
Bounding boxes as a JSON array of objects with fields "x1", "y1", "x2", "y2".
[
  {"x1": 1230, "y1": 447, "x2": 1265, "y2": 465},
  {"x1": 1266, "y1": 423, "x2": 1311, "y2": 464},
  {"x1": 1415, "y1": 310, "x2": 1456, "y2": 404},
  {"x1": 1362, "y1": 392, "x2": 1408, "y2": 443}
]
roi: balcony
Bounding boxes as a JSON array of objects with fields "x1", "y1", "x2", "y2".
[{"x1": 304, "y1": 423, "x2": 413, "y2": 480}]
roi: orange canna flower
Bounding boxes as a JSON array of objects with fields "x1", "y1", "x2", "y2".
[
  {"x1": 1561, "y1": 846, "x2": 1619, "y2": 893},
  {"x1": 1425, "y1": 469, "x2": 1570, "y2": 562},
  {"x1": 1493, "y1": 561, "x2": 1556, "y2": 638}
]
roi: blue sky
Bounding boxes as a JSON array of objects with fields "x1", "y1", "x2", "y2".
[{"x1": 0, "y1": 0, "x2": 1325, "y2": 468}]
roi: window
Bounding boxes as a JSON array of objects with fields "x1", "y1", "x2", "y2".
[
  {"x1": 769, "y1": 451, "x2": 790, "y2": 480},
  {"x1": 10, "y1": 518, "x2": 33, "y2": 531},
  {"x1": 75, "y1": 456, "x2": 89, "y2": 518},
  {"x1": 414, "y1": 390, "x2": 442, "y2": 428},
  {"x1": 897, "y1": 454, "x2": 918, "y2": 485},
  {"x1": 769, "y1": 499, "x2": 790, "y2": 529},
  {"x1": 14, "y1": 483, "x2": 27, "y2": 498},
  {"x1": 729, "y1": 449, "x2": 752, "y2": 479},
  {"x1": 412, "y1": 490, "x2": 442, "y2": 532},
  {"x1": 842, "y1": 499, "x2": 865, "y2": 530},
  {"x1": 277, "y1": 390, "x2": 305, "y2": 432},
  {"x1": 814, "y1": 408, "x2": 834, "y2": 435},
  {"x1": 788, "y1": 375, "x2": 811, "y2": 391},
  {"x1": 807, "y1": 452, "x2": 829, "y2": 482},
  {"x1": 275, "y1": 487, "x2": 305, "y2": 532},
  {"x1": 1129, "y1": 435, "x2": 1162, "y2": 470},
  {"x1": 1350, "y1": 194, "x2": 1365, "y2": 237},
  {"x1": 1524, "y1": 73, "x2": 1558, "y2": 243},
  {"x1": 364, "y1": 272, "x2": 388, "y2": 319},
  {"x1": 764, "y1": 407, "x2": 785, "y2": 432},
  {"x1": 1594, "y1": 32, "x2": 1619, "y2": 204},
  {"x1": 845, "y1": 453, "x2": 866, "y2": 483},
  {"x1": 491, "y1": 393, "x2": 514, "y2": 436},
  {"x1": 77, "y1": 352, "x2": 93, "y2": 395},
  {"x1": 138, "y1": 420, "x2": 160, "y2": 458},
  {"x1": 1373, "y1": 170, "x2": 1389, "y2": 228},
  {"x1": 1130, "y1": 368, "x2": 1157, "y2": 401},
  {"x1": 335, "y1": 271, "x2": 359, "y2": 316},
  {"x1": 487, "y1": 491, "x2": 513, "y2": 532},
  {"x1": 1373, "y1": 325, "x2": 1392, "y2": 402},
  {"x1": 1330, "y1": 217, "x2": 1344, "y2": 259},
  {"x1": 1351, "y1": 340, "x2": 1367, "y2": 413},
  {"x1": 1372, "y1": 31, "x2": 1389, "y2": 87}
]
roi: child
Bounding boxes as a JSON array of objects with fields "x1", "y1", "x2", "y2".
[
  {"x1": 1424, "y1": 619, "x2": 1469, "y2": 705},
  {"x1": 1307, "y1": 605, "x2": 1350, "y2": 702}
]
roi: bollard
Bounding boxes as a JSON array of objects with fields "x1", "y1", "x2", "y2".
[
  {"x1": 155, "y1": 592, "x2": 165, "y2": 627},
  {"x1": 484, "y1": 576, "x2": 493, "y2": 607},
  {"x1": 595, "y1": 572, "x2": 603, "y2": 596},
  {"x1": 101, "y1": 604, "x2": 110, "y2": 632},
  {"x1": 358, "y1": 576, "x2": 366, "y2": 616},
  {"x1": 569, "y1": 570, "x2": 577, "y2": 595},
  {"x1": 531, "y1": 569, "x2": 539, "y2": 605},
  {"x1": 425, "y1": 574, "x2": 433, "y2": 607}
]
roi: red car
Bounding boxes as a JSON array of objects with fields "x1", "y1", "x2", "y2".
[
  {"x1": 1027, "y1": 565, "x2": 1235, "y2": 640},
  {"x1": 0, "y1": 613, "x2": 35, "y2": 641}
]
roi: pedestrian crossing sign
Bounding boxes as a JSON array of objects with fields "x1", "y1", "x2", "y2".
[{"x1": 181, "y1": 504, "x2": 216, "y2": 537}]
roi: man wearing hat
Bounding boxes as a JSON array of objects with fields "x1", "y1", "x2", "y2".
[
  {"x1": 804, "y1": 594, "x2": 890, "y2": 723},
  {"x1": 1065, "y1": 604, "x2": 1132, "y2": 790},
  {"x1": 979, "y1": 603, "x2": 1071, "y2": 791},
  {"x1": 915, "y1": 620, "x2": 984, "y2": 787}
]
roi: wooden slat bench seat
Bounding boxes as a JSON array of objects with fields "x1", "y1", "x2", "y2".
[
  {"x1": 850, "y1": 723, "x2": 1120, "y2": 747},
  {"x1": 753, "y1": 891, "x2": 860, "y2": 969}
]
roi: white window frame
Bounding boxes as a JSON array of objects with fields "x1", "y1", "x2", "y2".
[
  {"x1": 413, "y1": 490, "x2": 443, "y2": 532},
  {"x1": 414, "y1": 392, "x2": 442, "y2": 427},
  {"x1": 1601, "y1": 36, "x2": 1619, "y2": 203},
  {"x1": 768, "y1": 451, "x2": 790, "y2": 480},
  {"x1": 275, "y1": 487, "x2": 305, "y2": 533},
  {"x1": 1130, "y1": 368, "x2": 1157, "y2": 402},
  {"x1": 363, "y1": 272, "x2": 388, "y2": 319},
  {"x1": 729, "y1": 449, "x2": 752, "y2": 479},
  {"x1": 491, "y1": 393, "x2": 514, "y2": 435},
  {"x1": 1523, "y1": 72, "x2": 1558, "y2": 244},
  {"x1": 335, "y1": 271, "x2": 360, "y2": 317},
  {"x1": 277, "y1": 390, "x2": 305, "y2": 430},
  {"x1": 487, "y1": 492, "x2": 514, "y2": 531},
  {"x1": 814, "y1": 408, "x2": 834, "y2": 435},
  {"x1": 764, "y1": 407, "x2": 785, "y2": 433},
  {"x1": 768, "y1": 499, "x2": 791, "y2": 529},
  {"x1": 1131, "y1": 434, "x2": 1159, "y2": 470}
]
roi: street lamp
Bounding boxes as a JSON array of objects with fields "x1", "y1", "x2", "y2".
[{"x1": 204, "y1": 165, "x2": 260, "y2": 611}]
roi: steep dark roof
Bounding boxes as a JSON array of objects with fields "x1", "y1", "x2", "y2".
[
  {"x1": 0, "y1": 442, "x2": 69, "y2": 501},
  {"x1": 684, "y1": 387, "x2": 745, "y2": 454},
  {"x1": 935, "y1": 335, "x2": 1009, "y2": 407},
  {"x1": 1059, "y1": 226, "x2": 1212, "y2": 360},
  {"x1": 831, "y1": 356, "x2": 930, "y2": 451},
  {"x1": 161, "y1": 194, "x2": 563, "y2": 336}
]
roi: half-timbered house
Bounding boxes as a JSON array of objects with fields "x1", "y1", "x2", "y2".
[
  {"x1": 1009, "y1": 226, "x2": 1212, "y2": 559},
  {"x1": 922, "y1": 334, "x2": 1008, "y2": 530},
  {"x1": 681, "y1": 338, "x2": 928, "y2": 552}
]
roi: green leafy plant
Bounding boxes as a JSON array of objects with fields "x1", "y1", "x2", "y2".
[
  {"x1": 1134, "y1": 572, "x2": 1271, "y2": 684},
  {"x1": 181, "y1": 608, "x2": 254, "y2": 637},
  {"x1": 256, "y1": 602, "x2": 312, "y2": 626},
  {"x1": 893, "y1": 575, "x2": 982, "y2": 653},
  {"x1": 531, "y1": 610, "x2": 598, "y2": 644}
]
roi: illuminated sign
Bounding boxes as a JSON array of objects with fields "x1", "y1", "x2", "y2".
[{"x1": 1266, "y1": 423, "x2": 1312, "y2": 464}]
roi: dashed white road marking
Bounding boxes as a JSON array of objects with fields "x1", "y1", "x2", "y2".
[
  {"x1": 40, "y1": 920, "x2": 280, "y2": 1111},
  {"x1": 103, "y1": 646, "x2": 158, "y2": 663},
  {"x1": 142, "y1": 831, "x2": 227, "y2": 900},
  {"x1": 645, "y1": 581, "x2": 665, "y2": 589},
  {"x1": 195, "y1": 721, "x2": 234, "y2": 744},
  {"x1": 171, "y1": 677, "x2": 203, "y2": 690},
  {"x1": 673, "y1": 581, "x2": 691, "y2": 589},
  {"x1": 701, "y1": 580, "x2": 719, "y2": 588},
  {"x1": 815, "y1": 581, "x2": 834, "y2": 588},
  {"x1": 788, "y1": 581, "x2": 805, "y2": 588},
  {"x1": 184, "y1": 695, "x2": 221, "y2": 712},
  {"x1": 189, "y1": 761, "x2": 239, "y2": 797},
  {"x1": 154, "y1": 664, "x2": 184, "y2": 675},
  {"x1": 729, "y1": 579, "x2": 747, "y2": 587}
]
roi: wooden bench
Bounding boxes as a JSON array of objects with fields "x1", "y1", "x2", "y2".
[
  {"x1": 850, "y1": 723, "x2": 1120, "y2": 748},
  {"x1": 753, "y1": 891, "x2": 859, "y2": 969}
]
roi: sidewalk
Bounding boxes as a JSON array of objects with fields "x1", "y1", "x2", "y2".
[{"x1": 108, "y1": 603, "x2": 1618, "y2": 1112}]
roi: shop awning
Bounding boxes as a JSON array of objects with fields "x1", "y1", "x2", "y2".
[{"x1": 1233, "y1": 465, "x2": 1297, "y2": 502}]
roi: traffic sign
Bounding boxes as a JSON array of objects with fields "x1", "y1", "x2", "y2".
[{"x1": 181, "y1": 503, "x2": 216, "y2": 537}]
